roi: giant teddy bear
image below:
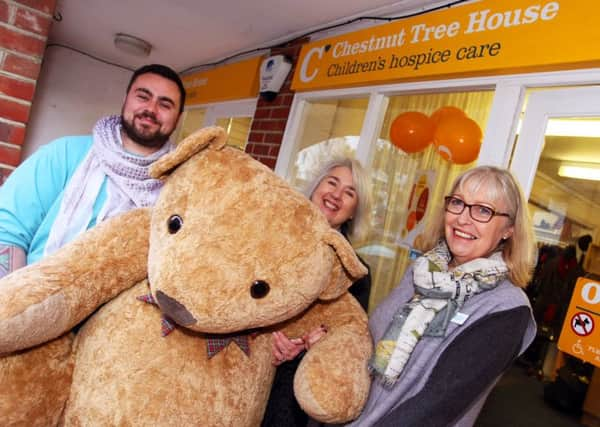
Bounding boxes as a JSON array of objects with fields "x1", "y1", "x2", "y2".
[{"x1": 0, "y1": 127, "x2": 373, "y2": 426}]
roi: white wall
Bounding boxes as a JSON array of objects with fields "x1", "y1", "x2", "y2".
[{"x1": 23, "y1": 46, "x2": 131, "y2": 158}]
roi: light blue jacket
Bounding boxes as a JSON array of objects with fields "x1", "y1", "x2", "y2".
[{"x1": 0, "y1": 136, "x2": 107, "y2": 264}]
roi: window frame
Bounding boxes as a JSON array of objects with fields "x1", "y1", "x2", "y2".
[{"x1": 275, "y1": 68, "x2": 600, "y2": 179}]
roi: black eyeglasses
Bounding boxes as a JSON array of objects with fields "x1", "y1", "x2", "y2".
[{"x1": 444, "y1": 196, "x2": 511, "y2": 223}]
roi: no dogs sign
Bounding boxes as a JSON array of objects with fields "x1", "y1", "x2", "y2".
[{"x1": 558, "y1": 277, "x2": 600, "y2": 367}]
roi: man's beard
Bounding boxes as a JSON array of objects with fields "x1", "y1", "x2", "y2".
[{"x1": 121, "y1": 111, "x2": 171, "y2": 149}]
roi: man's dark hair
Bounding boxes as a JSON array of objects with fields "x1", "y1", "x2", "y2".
[{"x1": 126, "y1": 64, "x2": 186, "y2": 113}]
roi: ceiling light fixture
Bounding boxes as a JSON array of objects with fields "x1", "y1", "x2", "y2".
[
  {"x1": 546, "y1": 119, "x2": 600, "y2": 137},
  {"x1": 515, "y1": 118, "x2": 600, "y2": 137},
  {"x1": 114, "y1": 33, "x2": 152, "y2": 57},
  {"x1": 558, "y1": 162, "x2": 600, "y2": 181}
]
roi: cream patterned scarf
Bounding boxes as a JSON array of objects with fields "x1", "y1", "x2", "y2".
[
  {"x1": 44, "y1": 115, "x2": 173, "y2": 255},
  {"x1": 369, "y1": 240, "x2": 508, "y2": 387}
]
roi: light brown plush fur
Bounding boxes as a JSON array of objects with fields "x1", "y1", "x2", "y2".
[{"x1": 0, "y1": 127, "x2": 372, "y2": 426}]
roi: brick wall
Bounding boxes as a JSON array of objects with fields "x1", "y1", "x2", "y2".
[
  {"x1": 0, "y1": 0, "x2": 55, "y2": 183},
  {"x1": 245, "y1": 38, "x2": 307, "y2": 169}
]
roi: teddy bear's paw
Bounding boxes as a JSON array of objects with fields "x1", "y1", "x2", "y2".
[
  {"x1": 292, "y1": 328, "x2": 372, "y2": 423},
  {"x1": 294, "y1": 366, "x2": 370, "y2": 423},
  {"x1": 0, "y1": 279, "x2": 69, "y2": 354}
]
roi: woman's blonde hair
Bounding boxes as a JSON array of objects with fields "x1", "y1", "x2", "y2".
[
  {"x1": 304, "y1": 157, "x2": 371, "y2": 242},
  {"x1": 419, "y1": 166, "x2": 535, "y2": 287}
]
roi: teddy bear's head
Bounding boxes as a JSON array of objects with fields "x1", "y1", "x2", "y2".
[{"x1": 145, "y1": 127, "x2": 367, "y2": 334}]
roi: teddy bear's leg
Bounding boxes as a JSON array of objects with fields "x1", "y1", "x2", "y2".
[{"x1": 0, "y1": 333, "x2": 74, "y2": 427}]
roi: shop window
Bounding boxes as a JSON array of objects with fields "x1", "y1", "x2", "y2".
[
  {"x1": 215, "y1": 117, "x2": 252, "y2": 150},
  {"x1": 364, "y1": 90, "x2": 494, "y2": 309},
  {"x1": 174, "y1": 108, "x2": 206, "y2": 142},
  {"x1": 174, "y1": 99, "x2": 256, "y2": 149},
  {"x1": 288, "y1": 98, "x2": 369, "y2": 191}
]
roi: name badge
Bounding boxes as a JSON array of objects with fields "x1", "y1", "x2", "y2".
[{"x1": 451, "y1": 311, "x2": 469, "y2": 325}]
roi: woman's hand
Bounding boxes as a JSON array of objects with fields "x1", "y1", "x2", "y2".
[
  {"x1": 272, "y1": 331, "x2": 305, "y2": 366},
  {"x1": 271, "y1": 325, "x2": 328, "y2": 366}
]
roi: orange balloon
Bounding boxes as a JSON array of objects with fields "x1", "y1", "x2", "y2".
[
  {"x1": 430, "y1": 106, "x2": 466, "y2": 127},
  {"x1": 433, "y1": 116, "x2": 482, "y2": 164},
  {"x1": 389, "y1": 112, "x2": 434, "y2": 153}
]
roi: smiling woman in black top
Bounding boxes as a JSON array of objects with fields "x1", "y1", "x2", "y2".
[{"x1": 261, "y1": 157, "x2": 372, "y2": 427}]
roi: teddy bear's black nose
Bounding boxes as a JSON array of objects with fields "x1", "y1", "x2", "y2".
[{"x1": 250, "y1": 280, "x2": 270, "y2": 299}]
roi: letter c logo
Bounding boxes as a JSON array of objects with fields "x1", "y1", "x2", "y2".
[{"x1": 300, "y1": 46, "x2": 325, "y2": 83}]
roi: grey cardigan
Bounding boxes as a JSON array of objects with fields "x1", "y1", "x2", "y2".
[{"x1": 345, "y1": 266, "x2": 536, "y2": 427}]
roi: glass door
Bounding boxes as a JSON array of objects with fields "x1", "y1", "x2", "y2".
[{"x1": 509, "y1": 87, "x2": 600, "y2": 384}]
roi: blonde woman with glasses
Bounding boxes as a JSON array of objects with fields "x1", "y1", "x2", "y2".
[{"x1": 346, "y1": 165, "x2": 537, "y2": 427}]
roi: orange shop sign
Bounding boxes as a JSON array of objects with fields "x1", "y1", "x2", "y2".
[
  {"x1": 292, "y1": 0, "x2": 600, "y2": 91},
  {"x1": 558, "y1": 277, "x2": 600, "y2": 367},
  {"x1": 182, "y1": 57, "x2": 262, "y2": 106}
]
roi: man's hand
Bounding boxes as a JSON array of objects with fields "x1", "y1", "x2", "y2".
[{"x1": 0, "y1": 244, "x2": 25, "y2": 278}]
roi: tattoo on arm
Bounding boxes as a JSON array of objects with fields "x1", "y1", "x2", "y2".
[{"x1": 0, "y1": 244, "x2": 26, "y2": 278}]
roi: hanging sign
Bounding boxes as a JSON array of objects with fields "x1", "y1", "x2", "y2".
[
  {"x1": 182, "y1": 57, "x2": 262, "y2": 105},
  {"x1": 558, "y1": 277, "x2": 600, "y2": 367},
  {"x1": 292, "y1": 0, "x2": 600, "y2": 91}
]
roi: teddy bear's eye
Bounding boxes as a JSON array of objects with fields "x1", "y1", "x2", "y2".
[
  {"x1": 250, "y1": 280, "x2": 270, "y2": 299},
  {"x1": 167, "y1": 215, "x2": 183, "y2": 234}
]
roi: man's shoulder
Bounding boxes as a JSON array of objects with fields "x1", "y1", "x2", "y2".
[
  {"x1": 32, "y1": 135, "x2": 94, "y2": 163},
  {"x1": 43, "y1": 134, "x2": 93, "y2": 151}
]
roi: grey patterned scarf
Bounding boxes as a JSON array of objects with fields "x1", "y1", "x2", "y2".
[
  {"x1": 369, "y1": 240, "x2": 508, "y2": 387},
  {"x1": 44, "y1": 115, "x2": 173, "y2": 255}
]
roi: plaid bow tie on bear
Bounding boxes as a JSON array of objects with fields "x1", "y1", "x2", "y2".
[{"x1": 137, "y1": 293, "x2": 251, "y2": 358}]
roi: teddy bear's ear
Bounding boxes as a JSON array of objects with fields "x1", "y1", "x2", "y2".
[
  {"x1": 149, "y1": 126, "x2": 228, "y2": 179},
  {"x1": 318, "y1": 229, "x2": 368, "y2": 301}
]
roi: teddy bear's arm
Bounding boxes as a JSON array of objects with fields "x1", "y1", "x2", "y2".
[
  {"x1": 286, "y1": 294, "x2": 373, "y2": 424},
  {"x1": 0, "y1": 208, "x2": 151, "y2": 354}
]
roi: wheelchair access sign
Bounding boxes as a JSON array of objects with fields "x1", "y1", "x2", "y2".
[{"x1": 558, "y1": 277, "x2": 600, "y2": 367}]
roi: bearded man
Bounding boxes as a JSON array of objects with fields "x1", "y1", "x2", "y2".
[{"x1": 0, "y1": 64, "x2": 185, "y2": 277}]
